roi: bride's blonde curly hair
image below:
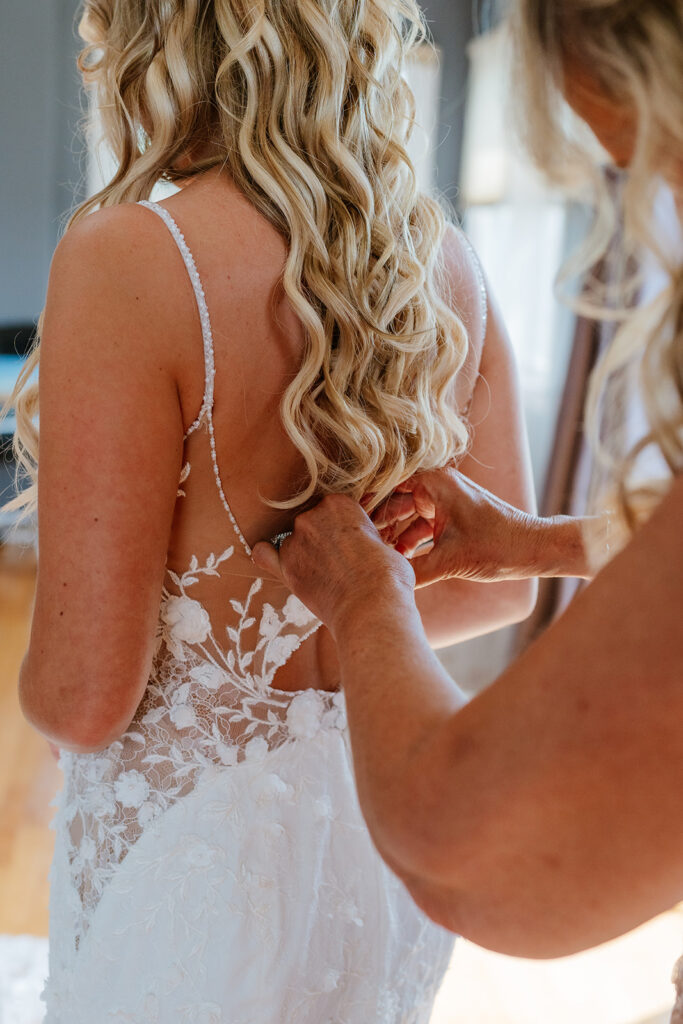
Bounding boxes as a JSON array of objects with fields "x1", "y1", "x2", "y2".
[
  {"x1": 513, "y1": 0, "x2": 683, "y2": 531},
  {"x1": 4, "y1": 0, "x2": 469, "y2": 520}
]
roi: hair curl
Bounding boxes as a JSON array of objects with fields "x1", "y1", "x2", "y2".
[
  {"x1": 3, "y1": 0, "x2": 470, "y2": 522},
  {"x1": 512, "y1": 0, "x2": 683, "y2": 532}
]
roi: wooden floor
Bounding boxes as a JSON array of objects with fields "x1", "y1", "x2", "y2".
[{"x1": 0, "y1": 543, "x2": 58, "y2": 936}]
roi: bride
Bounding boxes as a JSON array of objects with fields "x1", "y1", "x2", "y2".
[{"x1": 7, "y1": 0, "x2": 536, "y2": 1020}]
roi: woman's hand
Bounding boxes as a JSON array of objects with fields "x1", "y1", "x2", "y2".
[
  {"x1": 374, "y1": 468, "x2": 594, "y2": 588},
  {"x1": 252, "y1": 495, "x2": 415, "y2": 636},
  {"x1": 252, "y1": 467, "x2": 595, "y2": 634}
]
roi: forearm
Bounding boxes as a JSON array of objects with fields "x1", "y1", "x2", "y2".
[
  {"x1": 531, "y1": 514, "x2": 596, "y2": 579},
  {"x1": 471, "y1": 512, "x2": 596, "y2": 581},
  {"x1": 414, "y1": 514, "x2": 592, "y2": 649},
  {"x1": 333, "y1": 483, "x2": 683, "y2": 957},
  {"x1": 19, "y1": 649, "x2": 137, "y2": 754},
  {"x1": 333, "y1": 590, "x2": 469, "y2": 876},
  {"x1": 402, "y1": 467, "x2": 600, "y2": 588}
]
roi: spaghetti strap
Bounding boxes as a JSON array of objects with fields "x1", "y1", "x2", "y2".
[
  {"x1": 138, "y1": 200, "x2": 215, "y2": 435},
  {"x1": 457, "y1": 228, "x2": 489, "y2": 339},
  {"x1": 137, "y1": 199, "x2": 252, "y2": 557}
]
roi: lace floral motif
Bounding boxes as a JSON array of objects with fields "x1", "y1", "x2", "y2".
[{"x1": 53, "y1": 504, "x2": 346, "y2": 953}]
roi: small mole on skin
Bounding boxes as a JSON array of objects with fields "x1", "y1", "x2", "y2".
[
  {"x1": 59, "y1": 611, "x2": 64, "y2": 617},
  {"x1": 94, "y1": 517, "x2": 99, "y2": 522}
]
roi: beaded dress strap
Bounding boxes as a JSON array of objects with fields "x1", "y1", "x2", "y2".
[
  {"x1": 137, "y1": 199, "x2": 252, "y2": 558},
  {"x1": 138, "y1": 200, "x2": 215, "y2": 435},
  {"x1": 457, "y1": 229, "x2": 488, "y2": 339}
]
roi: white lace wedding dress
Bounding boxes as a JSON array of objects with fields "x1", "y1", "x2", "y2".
[{"x1": 42, "y1": 199, "x2": 455, "y2": 1023}]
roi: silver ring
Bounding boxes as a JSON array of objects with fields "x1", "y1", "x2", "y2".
[{"x1": 271, "y1": 530, "x2": 293, "y2": 551}]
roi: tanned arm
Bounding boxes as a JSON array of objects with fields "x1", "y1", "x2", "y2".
[{"x1": 254, "y1": 476, "x2": 683, "y2": 959}]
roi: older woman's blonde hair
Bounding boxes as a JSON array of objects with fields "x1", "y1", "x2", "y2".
[
  {"x1": 513, "y1": 0, "x2": 683, "y2": 532},
  {"x1": 4, "y1": 0, "x2": 469, "y2": 520}
]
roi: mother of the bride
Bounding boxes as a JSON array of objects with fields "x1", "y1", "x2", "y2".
[{"x1": 254, "y1": 0, "x2": 683, "y2": 989}]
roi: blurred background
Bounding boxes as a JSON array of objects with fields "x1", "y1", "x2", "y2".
[{"x1": 0, "y1": 1, "x2": 680, "y2": 1022}]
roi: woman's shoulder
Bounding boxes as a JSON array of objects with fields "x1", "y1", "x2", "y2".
[
  {"x1": 56, "y1": 196, "x2": 160, "y2": 244},
  {"x1": 53, "y1": 201, "x2": 164, "y2": 262},
  {"x1": 438, "y1": 222, "x2": 489, "y2": 365},
  {"x1": 48, "y1": 202, "x2": 185, "y2": 316},
  {"x1": 45, "y1": 202, "x2": 197, "y2": 380},
  {"x1": 434, "y1": 222, "x2": 490, "y2": 393}
]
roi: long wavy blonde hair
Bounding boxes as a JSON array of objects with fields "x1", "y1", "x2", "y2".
[
  {"x1": 512, "y1": 0, "x2": 683, "y2": 530},
  {"x1": 3, "y1": 0, "x2": 469, "y2": 522}
]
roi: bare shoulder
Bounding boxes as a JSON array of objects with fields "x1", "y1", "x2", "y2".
[
  {"x1": 439, "y1": 222, "x2": 489, "y2": 372},
  {"x1": 49, "y1": 203, "x2": 188, "y2": 303},
  {"x1": 45, "y1": 203, "x2": 196, "y2": 376},
  {"x1": 51, "y1": 203, "x2": 166, "y2": 274}
]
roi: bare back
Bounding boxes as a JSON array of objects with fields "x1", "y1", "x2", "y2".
[{"x1": 138, "y1": 169, "x2": 485, "y2": 692}]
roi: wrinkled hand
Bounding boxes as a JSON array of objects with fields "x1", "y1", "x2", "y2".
[
  {"x1": 373, "y1": 467, "x2": 544, "y2": 588},
  {"x1": 252, "y1": 495, "x2": 415, "y2": 635}
]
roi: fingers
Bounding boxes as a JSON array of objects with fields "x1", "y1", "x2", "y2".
[
  {"x1": 408, "y1": 482, "x2": 439, "y2": 522},
  {"x1": 411, "y1": 548, "x2": 450, "y2": 589},
  {"x1": 252, "y1": 541, "x2": 284, "y2": 582},
  {"x1": 394, "y1": 517, "x2": 435, "y2": 558},
  {"x1": 372, "y1": 492, "x2": 417, "y2": 530},
  {"x1": 394, "y1": 475, "x2": 441, "y2": 520}
]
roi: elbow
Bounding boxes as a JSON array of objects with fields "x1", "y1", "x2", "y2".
[
  {"x1": 360, "y1": 724, "x2": 524, "y2": 943},
  {"x1": 48, "y1": 725, "x2": 124, "y2": 755},
  {"x1": 379, "y1": 819, "x2": 579, "y2": 959},
  {"x1": 21, "y1": 699, "x2": 124, "y2": 753},
  {"x1": 400, "y1": 874, "x2": 467, "y2": 936},
  {"x1": 19, "y1": 660, "x2": 130, "y2": 754},
  {"x1": 401, "y1": 869, "x2": 595, "y2": 959},
  {"x1": 365, "y1": 712, "x2": 605, "y2": 960},
  {"x1": 375, "y1": 783, "x2": 599, "y2": 959},
  {"x1": 368, "y1": 798, "x2": 480, "y2": 939}
]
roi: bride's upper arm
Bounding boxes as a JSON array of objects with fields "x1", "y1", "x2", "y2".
[
  {"x1": 414, "y1": 226, "x2": 538, "y2": 647},
  {"x1": 20, "y1": 207, "x2": 186, "y2": 752},
  {"x1": 456, "y1": 264, "x2": 536, "y2": 519}
]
